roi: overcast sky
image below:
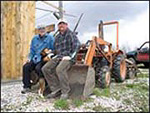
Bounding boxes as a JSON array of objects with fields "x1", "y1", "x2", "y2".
[{"x1": 35, "y1": 1, "x2": 149, "y2": 51}]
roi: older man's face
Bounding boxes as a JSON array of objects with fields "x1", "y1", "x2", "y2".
[
  {"x1": 39, "y1": 28, "x2": 46, "y2": 37},
  {"x1": 58, "y1": 22, "x2": 68, "y2": 33}
]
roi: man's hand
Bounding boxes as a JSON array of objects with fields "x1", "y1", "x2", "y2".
[
  {"x1": 44, "y1": 48, "x2": 51, "y2": 54},
  {"x1": 62, "y1": 56, "x2": 71, "y2": 60},
  {"x1": 43, "y1": 56, "x2": 51, "y2": 62},
  {"x1": 26, "y1": 59, "x2": 30, "y2": 63}
]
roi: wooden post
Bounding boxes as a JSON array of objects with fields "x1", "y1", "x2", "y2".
[{"x1": 1, "y1": 1, "x2": 35, "y2": 80}]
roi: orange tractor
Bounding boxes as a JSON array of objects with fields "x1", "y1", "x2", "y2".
[{"x1": 71, "y1": 20, "x2": 134, "y2": 89}]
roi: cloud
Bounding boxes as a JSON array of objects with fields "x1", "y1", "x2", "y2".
[
  {"x1": 63, "y1": 1, "x2": 149, "y2": 38},
  {"x1": 79, "y1": 6, "x2": 149, "y2": 51},
  {"x1": 35, "y1": 1, "x2": 149, "y2": 51},
  {"x1": 118, "y1": 6, "x2": 149, "y2": 51},
  {"x1": 78, "y1": 31, "x2": 97, "y2": 43}
]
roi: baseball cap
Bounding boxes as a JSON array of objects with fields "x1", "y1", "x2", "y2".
[
  {"x1": 57, "y1": 19, "x2": 68, "y2": 25},
  {"x1": 37, "y1": 24, "x2": 46, "y2": 30}
]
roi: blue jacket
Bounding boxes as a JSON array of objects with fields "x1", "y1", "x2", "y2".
[{"x1": 28, "y1": 33, "x2": 54, "y2": 64}]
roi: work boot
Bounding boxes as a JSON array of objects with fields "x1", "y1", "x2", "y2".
[
  {"x1": 21, "y1": 88, "x2": 31, "y2": 94},
  {"x1": 46, "y1": 88, "x2": 61, "y2": 99},
  {"x1": 60, "y1": 93, "x2": 69, "y2": 100}
]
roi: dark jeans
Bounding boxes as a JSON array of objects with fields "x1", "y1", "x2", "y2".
[
  {"x1": 22, "y1": 60, "x2": 45, "y2": 88},
  {"x1": 42, "y1": 58, "x2": 73, "y2": 94}
]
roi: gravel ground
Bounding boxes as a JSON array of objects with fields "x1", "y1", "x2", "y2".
[{"x1": 1, "y1": 69, "x2": 149, "y2": 112}]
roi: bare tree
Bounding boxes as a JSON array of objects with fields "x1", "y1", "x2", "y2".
[{"x1": 120, "y1": 44, "x2": 131, "y2": 53}]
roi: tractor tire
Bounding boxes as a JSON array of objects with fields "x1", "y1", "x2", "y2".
[
  {"x1": 126, "y1": 58, "x2": 137, "y2": 79},
  {"x1": 98, "y1": 66, "x2": 111, "y2": 88},
  {"x1": 127, "y1": 70, "x2": 136, "y2": 79},
  {"x1": 129, "y1": 58, "x2": 136, "y2": 65},
  {"x1": 94, "y1": 57, "x2": 108, "y2": 82},
  {"x1": 112, "y1": 54, "x2": 127, "y2": 82}
]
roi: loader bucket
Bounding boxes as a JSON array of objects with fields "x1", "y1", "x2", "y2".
[{"x1": 67, "y1": 64, "x2": 95, "y2": 98}]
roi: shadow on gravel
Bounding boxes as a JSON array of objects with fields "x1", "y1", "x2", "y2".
[{"x1": 138, "y1": 66, "x2": 149, "y2": 69}]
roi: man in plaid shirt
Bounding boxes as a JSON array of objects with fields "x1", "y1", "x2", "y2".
[{"x1": 42, "y1": 19, "x2": 80, "y2": 99}]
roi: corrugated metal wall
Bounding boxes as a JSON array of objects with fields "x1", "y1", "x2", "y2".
[{"x1": 1, "y1": 1, "x2": 35, "y2": 79}]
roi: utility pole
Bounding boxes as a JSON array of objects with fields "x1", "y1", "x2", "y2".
[
  {"x1": 40, "y1": 1, "x2": 76, "y2": 20},
  {"x1": 59, "y1": 1, "x2": 63, "y2": 19}
]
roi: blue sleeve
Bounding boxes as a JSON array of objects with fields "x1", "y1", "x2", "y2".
[
  {"x1": 48, "y1": 35, "x2": 55, "y2": 51},
  {"x1": 28, "y1": 37, "x2": 35, "y2": 61}
]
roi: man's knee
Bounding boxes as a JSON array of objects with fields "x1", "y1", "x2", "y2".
[
  {"x1": 42, "y1": 63, "x2": 52, "y2": 74},
  {"x1": 56, "y1": 61, "x2": 71, "y2": 74},
  {"x1": 42, "y1": 64, "x2": 47, "y2": 74},
  {"x1": 56, "y1": 64, "x2": 64, "y2": 75},
  {"x1": 35, "y1": 65, "x2": 41, "y2": 73},
  {"x1": 42, "y1": 60, "x2": 57, "y2": 74},
  {"x1": 23, "y1": 63, "x2": 31, "y2": 71}
]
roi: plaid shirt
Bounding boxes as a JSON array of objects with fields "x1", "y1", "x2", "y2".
[{"x1": 54, "y1": 28, "x2": 80, "y2": 58}]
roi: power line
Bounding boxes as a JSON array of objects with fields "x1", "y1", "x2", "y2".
[
  {"x1": 36, "y1": 7, "x2": 55, "y2": 13},
  {"x1": 63, "y1": 13, "x2": 77, "y2": 17},
  {"x1": 36, "y1": 7, "x2": 77, "y2": 18},
  {"x1": 36, "y1": 12, "x2": 51, "y2": 21}
]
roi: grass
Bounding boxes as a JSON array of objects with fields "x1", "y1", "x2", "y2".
[
  {"x1": 71, "y1": 97, "x2": 94, "y2": 108},
  {"x1": 53, "y1": 96, "x2": 94, "y2": 109},
  {"x1": 93, "y1": 88, "x2": 110, "y2": 97},
  {"x1": 124, "y1": 82, "x2": 149, "y2": 112},
  {"x1": 54, "y1": 99, "x2": 69, "y2": 110},
  {"x1": 132, "y1": 91, "x2": 149, "y2": 112},
  {"x1": 36, "y1": 95, "x2": 45, "y2": 101},
  {"x1": 45, "y1": 108, "x2": 49, "y2": 112},
  {"x1": 112, "y1": 92, "x2": 121, "y2": 100},
  {"x1": 126, "y1": 83, "x2": 149, "y2": 91},
  {"x1": 123, "y1": 98, "x2": 132, "y2": 104},
  {"x1": 137, "y1": 73, "x2": 149, "y2": 78},
  {"x1": 2, "y1": 104, "x2": 16, "y2": 111},
  {"x1": 141, "y1": 84, "x2": 149, "y2": 91},
  {"x1": 93, "y1": 105, "x2": 111, "y2": 112},
  {"x1": 84, "y1": 97, "x2": 94, "y2": 103},
  {"x1": 72, "y1": 99, "x2": 84, "y2": 107},
  {"x1": 22, "y1": 96, "x2": 33, "y2": 106},
  {"x1": 84, "y1": 106, "x2": 91, "y2": 110},
  {"x1": 126, "y1": 84, "x2": 137, "y2": 88}
]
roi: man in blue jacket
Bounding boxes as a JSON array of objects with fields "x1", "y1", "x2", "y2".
[{"x1": 21, "y1": 25, "x2": 54, "y2": 94}]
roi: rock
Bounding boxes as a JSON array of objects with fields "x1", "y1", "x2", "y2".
[{"x1": 90, "y1": 95, "x2": 96, "y2": 99}]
